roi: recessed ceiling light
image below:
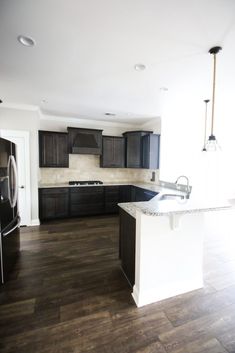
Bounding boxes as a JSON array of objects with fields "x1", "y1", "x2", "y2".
[
  {"x1": 41, "y1": 99, "x2": 47, "y2": 104},
  {"x1": 134, "y1": 64, "x2": 146, "y2": 71},
  {"x1": 17, "y1": 35, "x2": 35, "y2": 47},
  {"x1": 105, "y1": 112, "x2": 116, "y2": 116}
]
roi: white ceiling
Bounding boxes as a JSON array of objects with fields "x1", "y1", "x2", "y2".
[{"x1": 0, "y1": 0, "x2": 235, "y2": 124}]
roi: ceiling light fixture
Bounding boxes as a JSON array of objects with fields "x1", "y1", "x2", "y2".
[
  {"x1": 105, "y1": 112, "x2": 116, "y2": 116},
  {"x1": 205, "y1": 46, "x2": 222, "y2": 152},
  {"x1": 17, "y1": 35, "x2": 35, "y2": 47},
  {"x1": 134, "y1": 64, "x2": 146, "y2": 71},
  {"x1": 202, "y1": 99, "x2": 210, "y2": 152}
]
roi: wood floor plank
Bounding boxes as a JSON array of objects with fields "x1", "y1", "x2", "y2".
[
  {"x1": 0, "y1": 298, "x2": 35, "y2": 320},
  {"x1": 0, "y1": 215, "x2": 235, "y2": 353}
]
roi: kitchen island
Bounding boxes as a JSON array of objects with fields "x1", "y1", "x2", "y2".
[{"x1": 118, "y1": 192, "x2": 232, "y2": 307}]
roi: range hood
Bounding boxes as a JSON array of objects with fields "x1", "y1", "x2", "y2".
[
  {"x1": 68, "y1": 127, "x2": 103, "y2": 155},
  {"x1": 74, "y1": 132, "x2": 98, "y2": 148}
]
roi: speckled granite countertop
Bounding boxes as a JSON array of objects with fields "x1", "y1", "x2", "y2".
[
  {"x1": 38, "y1": 182, "x2": 173, "y2": 193},
  {"x1": 38, "y1": 181, "x2": 232, "y2": 218},
  {"x1": 118, "y1": 197, "x2": 232, "y2": 218}
]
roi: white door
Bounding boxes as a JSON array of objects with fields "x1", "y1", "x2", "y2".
[{"x1": 0, "y1": 130, "x2": 31, "y2": 226}]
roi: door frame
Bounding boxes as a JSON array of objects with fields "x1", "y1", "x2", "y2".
[{"x1": 0, "y1": 129, "x2": 31, "y2": 226}]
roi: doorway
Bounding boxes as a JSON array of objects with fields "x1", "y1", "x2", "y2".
[{"x1": 0, "y1": 130, "x2": 31, "y2": 226}]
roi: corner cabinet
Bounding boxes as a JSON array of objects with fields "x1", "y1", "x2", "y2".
[
  {"x1": 104, "y1": 186, "x2": 120, "y2": 213},
  {"x1": 100, "y1": 136, "x2": 125, "y2": 168},
  {"x1": 123, "y1": 131, "x2": 160, "y2": 169},
  {"x1": 142, "y1": 134, "x2": 160, "y2": 169},
  {"x1": 39, "y1": 131, "x2": 69, "y2": 168}
]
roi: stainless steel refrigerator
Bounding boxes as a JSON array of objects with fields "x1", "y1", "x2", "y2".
[{"x1": 0, "y1": 137, "x2": 20, "y2": 284}]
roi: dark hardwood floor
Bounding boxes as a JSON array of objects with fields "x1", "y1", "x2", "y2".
[{"x1": 1, "y1": 214, "x2": 235, "y2": 353}]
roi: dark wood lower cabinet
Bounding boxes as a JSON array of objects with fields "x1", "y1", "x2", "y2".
[
  {"x1": 119, "y1": 185, "x2": 132, "y2": 203},
  {"x1": 70, "y1": 187, "x2": 104, "y2": 216},
  {"x1": 119, "y1": 208, "x2": 136, "y2": 286},
  {"x1": 39, "y1": 188, "x2": 69, "y2": 221},
  {"x1": 38, "y1": 185, "x2": 157, "y2": 222},
  {"x1": 133, "y1": 186, "x2": 157, "y2": 202},
  {"x1": 104, "y1": 186, "x2": 120, "y2": 213}
]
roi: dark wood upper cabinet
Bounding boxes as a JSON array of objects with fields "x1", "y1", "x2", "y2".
[
  {"x1": 142, "y1": 134, "x2": 160, "y2": 169},
  {"x1": 123, "y1": 131, "x2": 160, "y2": 169},
  {"x1": 39, "y1": 131, "x2": 69, "y2": 168},
  {"x1": 123, "y1": 131, "x2": 152, "y2": 169},
  {"x1": 100, "y1": 136, "x2": 125, "y2": 168},
  {"x1": 68, "y1": 127, "x2": 103, "y2": 155}
]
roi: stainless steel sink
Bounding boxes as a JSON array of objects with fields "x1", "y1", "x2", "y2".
[{"x1": 158, "y1": 193, "x2": 185, "y2": 201}]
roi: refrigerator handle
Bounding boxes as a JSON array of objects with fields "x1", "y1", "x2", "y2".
[
  {"x1": 7, "y1": 156, "x2": 12, "y2": 206},
  {"x1": 11, "y1": 155, "x2": 18, "y2": 208},
  {"x1": 3, "y1": 216, "x2": 21, "y2": 237}
]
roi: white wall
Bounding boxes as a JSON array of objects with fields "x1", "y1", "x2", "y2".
[
  {"x1": 39, "y1": 112, "x2": 138, "y2": 136},
  {"x1": 0, "y1": 106, "x2": 40, "y2": 223},
  {"x1": 159, "y1": 45, "x2": 235, "y2": 199}
]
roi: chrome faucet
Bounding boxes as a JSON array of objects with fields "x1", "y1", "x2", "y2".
[{"x1": 175, "y1": 175, "x2": 191, "y2": 199}]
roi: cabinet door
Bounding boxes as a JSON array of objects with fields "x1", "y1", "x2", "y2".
[
  {"x1": 134, "y1": 187, "x2": 157, "y2": 201},
  {"x1": 119, "y1": 209, "x2": 136, "y2": 286},
  {"x1": 142, "y1": 134, "x2": 160, "y2": 169},
  {"x1": 101, "y1": 137, "x2": 114, "y2": 167},
  {"x1": 113, "y1": 138, "x2": 125, "y2": 167},
  {"x1": 101, "y1": 136, "x2": 125, "y2": 168},
  {"x1": 125, "y1": 133, "x2": 142, "y2": 168},
  {"x1": 104, "y1": 186, "x2": 119, "y2": 213},
  {"x1": 119, "y1": 185, "x2": 132, "y2": 203},
  {"x1": 39, "y1": 188, "x2": 69, "y2": 221},
  {"x1": 39, "y1": 131, "x2": 69, "y2": 168},
  {"x1": 57, "y1": 133, "x2": 69, "y2": 167},
  {"x1": 39, "y1": 132, "x2": 57, "y2": 167},
  {"x1": 70, "y1": 187, "x2": 104, "y2": 216}
]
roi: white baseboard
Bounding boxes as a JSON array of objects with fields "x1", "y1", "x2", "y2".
[
  {"x1": 132, "y1": 280, "x2": 203, "y2": 307},
  {"x1": 30, "y1": 219, "x2": 40, "y2": 226}
]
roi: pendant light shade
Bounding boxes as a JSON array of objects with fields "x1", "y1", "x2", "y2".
[
  {"x1": 202, "y1": 99, "x2": 210, "y2": 152},
  {"x1": 205, "y1": 46, "x2": 222, "y2": 151}
]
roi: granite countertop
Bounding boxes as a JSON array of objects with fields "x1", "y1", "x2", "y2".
[
  {"x1": 118, "y1": 196, "x2": 232, "y2": 218},
  {"x1": 38, "y1": 181, "x2": 172, "y2": 192},
  {"x1": 38, "y1": 181, "x2": 232, "y2": 218}
]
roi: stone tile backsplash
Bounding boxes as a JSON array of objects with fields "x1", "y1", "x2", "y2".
[{"x1": 39, "y1": 154, "x2": 159, "y2": 185}]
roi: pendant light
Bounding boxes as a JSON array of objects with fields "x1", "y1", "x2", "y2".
[
  {"x1": 206, "y1": 46, "x2": 222, "y2": 151},
  {"x1": 202, "y1": 99, "x2": 210, "y2": 151}
]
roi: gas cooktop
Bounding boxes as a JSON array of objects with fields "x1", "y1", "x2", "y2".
[{"x1": 69, "y1": 180, "x2": 103, "y2": 186}]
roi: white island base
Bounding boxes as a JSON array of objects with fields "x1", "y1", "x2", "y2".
[{"x1": 132, "y1": 210, "x2": 205, "y2": 307}]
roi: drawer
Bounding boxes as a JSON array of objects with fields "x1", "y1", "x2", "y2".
[
  {"x1": 40, "y1": 188, "x2": 69, "y2": 195},
  {"x1": 70, "y1": 186, "x2": 104, "y2": 194}
]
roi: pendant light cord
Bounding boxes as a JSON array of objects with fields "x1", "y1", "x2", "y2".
[
  {"x1": 203, "y1": 100, "x2": 209, "y2": 146},
  {"x1": 211, "y1": 53, "x2": 216, "y2": 136}
]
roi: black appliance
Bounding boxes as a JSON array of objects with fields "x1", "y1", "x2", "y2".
[
  {"x1": 0, "y1": 137, "x2": 20, "y2": 284},
  {"x1": 69, "y1": 180, "x2": 103, "y2": 186}
]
